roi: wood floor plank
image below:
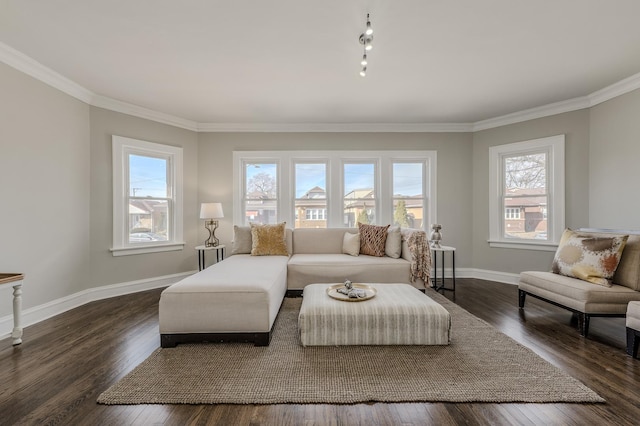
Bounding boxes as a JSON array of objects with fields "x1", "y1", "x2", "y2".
[{"x1": 0, "y1": 279, "x2": 639, "y2": 425}]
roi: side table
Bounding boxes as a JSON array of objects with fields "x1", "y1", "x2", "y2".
[
  {"x1": 195, "y1": 245, "x2": 225, "y2": 271},
  {"x1": 431, "y1": 246, "x2": 456, "y2": 292},
  {"x1": 0, "y1": 273, "x2": 24, "y2": 345}
]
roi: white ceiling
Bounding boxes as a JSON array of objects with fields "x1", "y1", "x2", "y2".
[{"x1": 2, "y1": 0, "x2": 640, "y2": 128}]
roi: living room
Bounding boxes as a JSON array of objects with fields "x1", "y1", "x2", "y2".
[{"x1": 1, "y1": 1, "x2": 640, "y2": 424}]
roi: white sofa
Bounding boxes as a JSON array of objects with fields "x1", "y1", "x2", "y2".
[{"x1": 159, "y1": 227, "x2": 427, "y2": 347}]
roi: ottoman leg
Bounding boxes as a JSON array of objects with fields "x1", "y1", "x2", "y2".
[{"x1": 627, "y1": 327, "x2": 640, "y2": 359}]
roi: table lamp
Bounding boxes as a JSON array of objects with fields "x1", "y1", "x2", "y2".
[{"x1": 200, "y1": 202, "x2": 224, "y2": 247}]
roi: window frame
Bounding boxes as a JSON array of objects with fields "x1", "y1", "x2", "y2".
[
  {"x1": 111, "y1": 135, "x2": 184, "y2": 256},
  {"x1": 488, "y1": 135, "x2": 565, "y2": 251},
  {"x1": 233, "y1": 151, "x2": 436, "y2": 230}
]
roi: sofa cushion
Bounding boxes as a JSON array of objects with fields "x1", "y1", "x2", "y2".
[
  {"x1": 232, "y1": 225, "x2": 252, "y2": 255},
  {"x1": 287, "y1": 253, "x2": 411, "y2": 289},
  {"x1": 551, "y1": 229, "x2": 628, "y2": 287},
  {"x1": 385, "y1": 226, "x2": 402, "y2": 259},
  {"x1": 250, "y1": 222, "x2": 289, "y2": 256},
  {"x1": 520, "y1": 271, "x2": 640, "y2": 313},
  {"x1": 358, "y1": 223, "x2": 389, "y2": 257},
  {"x1": 342, "y1": 232, "x2": 360, "y2": 256}
]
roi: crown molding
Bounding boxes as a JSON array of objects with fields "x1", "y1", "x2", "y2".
[
  {"x1": 3, "y1": 41, "x2": 640, "y2": 133},
  {"x1": 0, "y1": 41, "x2": 93, "y2": 104},
  {"x1": 196, "y1": 122, "x2": 474, "y2": 133},
  {"x1": 472, "y1": 96, "x2": 591, "y2": 132},
  {"x1": 588, "y1": 71, "x2": 640, "y2": 107},
  {"x1": 91, "y1": 94, "x2": 198, "y2": 131}
]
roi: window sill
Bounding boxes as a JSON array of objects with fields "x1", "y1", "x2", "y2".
[
  {"x1": 110, "y1": 242, "x2": 185, "y2": 257},
  {"x1": 487, "y1": 240, "x2": 558, "y2": 252}
]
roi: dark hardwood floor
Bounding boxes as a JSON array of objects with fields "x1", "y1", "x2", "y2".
[{"x1": 1, "y1": 279, "x2": 639, "y2": 425}]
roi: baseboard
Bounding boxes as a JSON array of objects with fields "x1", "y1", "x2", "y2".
[
  {"x1": 0, "y1": 270, "x2": 196, "y2": 340},
  {"x1": 463, "y1": 268, "x2": 520, "y2": 285}
]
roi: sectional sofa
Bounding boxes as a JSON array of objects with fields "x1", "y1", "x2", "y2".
[{"x1": 159, "y1": 226, "x2": 429, "y2": 347}]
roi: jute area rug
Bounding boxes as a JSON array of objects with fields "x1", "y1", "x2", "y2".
[{"x1": 98, "y1": 289, "x2": 603, "y2": 405}]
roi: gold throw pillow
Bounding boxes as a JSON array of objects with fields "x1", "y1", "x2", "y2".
[{"x1": 250, "y1": 222, "x2": 289, "y2": 256}]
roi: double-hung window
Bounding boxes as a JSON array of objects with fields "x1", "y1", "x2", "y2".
[
  {"x1": 489, "y1": 135, "x2": 565, "y2": 250},
  {"x1": 343, "y1": 162, "x2": 376, "y2": 226},
  {"x1": 242, "y1": 161, "x2": 279, "y2": 225},
  {"x1": 294, "y1": 162, "x2": 327, "y2": 228},
  {"x1": 112, "y1": 136, "x2": 184, "y2": 256},
  {"x1": 233, "y1": 151, "x2": 436, "y2": 231},
  {"x1": 392, "y1": 162, "x2": 425, "y2": 229}
]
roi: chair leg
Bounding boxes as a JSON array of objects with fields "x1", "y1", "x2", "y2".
[
  {"x1": 518, "y1": 290, "x2": 526, "y2": 308},
  {"x1": 578, "y1": 313, "x2": 590, "y2": 337},
  {"x1": 628, "y1": 327, "x2": 640, "y2": 359}
]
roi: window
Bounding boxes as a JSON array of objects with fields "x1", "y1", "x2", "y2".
[
  {"x1": 305, "y1": 209, "x2": 326, "y2": 220},
  {"x1": 505, "y1": 208, "x2": 521, "y2": 219},
  {"x1": 294, "y1": 162, "x2": 327, "y2": 228},
  {"x1": 242, "y1": 162, "x2": 278, "y2": 225},
  {"x1": 392, "y1": 162, "x2": 425, "y2": 229},
  {"x1": 233, "y1": 151, "x2": 436, "y2": 230},
  {"x1": 489, "y1": 135, "x2": 564, "y2": 250},
  {"x1": 112, "y1": 136, "x2": 183, "y2": 256},
  {"x1": 343, "y1": 162, "x2": 376, "y2": 226}
]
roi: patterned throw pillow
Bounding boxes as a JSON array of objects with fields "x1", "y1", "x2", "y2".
[
  {"x1": 250, "y1": 222, "x2": 289, "y2": 256},
  {"x1": 358, "y1": 223, "x2": 390, "y2": 257},
  {"x1": 552, "y1": 229, "x2": 628, "y2": 287}
]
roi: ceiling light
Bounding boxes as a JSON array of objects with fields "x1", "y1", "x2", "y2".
[
  {"x1": 358, "y1": 13, "x2": 374, "y2": 75},
  {"x1": 365, "y1": 14, "x2": 373, "y2": 36}
]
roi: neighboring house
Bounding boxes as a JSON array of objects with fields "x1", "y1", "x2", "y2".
[
  {"x1": 129, "y1": 199, "x2": 168, "y2": 236},
  {"x1": 504, "y1": 187, "x2": 547, "y2": 238},
  {"x1": 294, "y1": 186, "x2": 327, "y2": 228}
]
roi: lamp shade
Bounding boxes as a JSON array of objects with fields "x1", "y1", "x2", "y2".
[{"x1": 200, "y1": 202, "x2": 224, "y2": 219}]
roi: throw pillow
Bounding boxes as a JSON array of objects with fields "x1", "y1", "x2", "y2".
[
  {"x1": 342, "y1": 232, "x2": 360, "y2": 256},
  {"x1": 552, "y1": 228, "x2": 629, "y2": 287},
  {"x1": 231, "y1": 225, "x2": 252, "y2": 255},
  {"x1": 250, "y1": 222, "x2": 289, "y2": 256},
  {"x1": 385, "y1": 226, "x2": 402, "y2": 258},
  {"x1": 358, "y1": 223, "x2": 390, "y2": 257}
]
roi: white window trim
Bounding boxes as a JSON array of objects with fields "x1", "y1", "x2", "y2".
[
  {"x1": 488, "y1": 135, "x2": 565, "y2": 251},
  {"x1": 233, "y1": 151, "x2": 437, "y2": 230},
  {"x1": 111, "y1": 135, "x2": 184, "y2": 256}
]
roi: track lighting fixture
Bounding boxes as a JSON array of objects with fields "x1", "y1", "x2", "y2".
[{"x1": 358, "y1": 13, "x2": 374, "y2": 76}]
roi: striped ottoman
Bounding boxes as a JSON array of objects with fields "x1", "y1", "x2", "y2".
[{"x1": 298, "y1": 283, "x2": 451, "y2": 346}]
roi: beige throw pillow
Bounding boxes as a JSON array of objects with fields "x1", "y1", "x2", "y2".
[
  {"x1": 231, "y1": 225, "x2": 252, "y2": 255},
  {"x1": 552, "y1": 228, "x2": 628, "y2": 286},
  {"x1": 358, "y1": 223, "x2": 390, "y2": 257},
  {"x1": 250, "y1": 222, "x2": 289, "y2": 256},
  {"x1": 385, "y1": 226, "x2": 402, "y2": 258},
  {"x1": 342, "y1": 232, "x2": 360, "y2": 256}
]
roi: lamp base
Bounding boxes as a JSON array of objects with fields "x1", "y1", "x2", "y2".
[{"x1": 204, "y1": 220, "x2": 219, "y2": 247}]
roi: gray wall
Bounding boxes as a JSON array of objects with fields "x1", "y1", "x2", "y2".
[
  {"x1": 197, "y1": 132, "x2": 474, "y2": 267},
  {"x1": 88, "y1": 107, "x2": 200, "y2": 288},
  {"x1": 471, "y1": 109, "x2": 591, "y2": 274},
  {"x1": 589, "y1": 88, "x2": 640, "y2": 229},
  {"x1": 0, "y1": 63, "x2": 90, "y2": 313},
  {"x1": 3, "y1": 59, "x2": 639, "y2": 320}
]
